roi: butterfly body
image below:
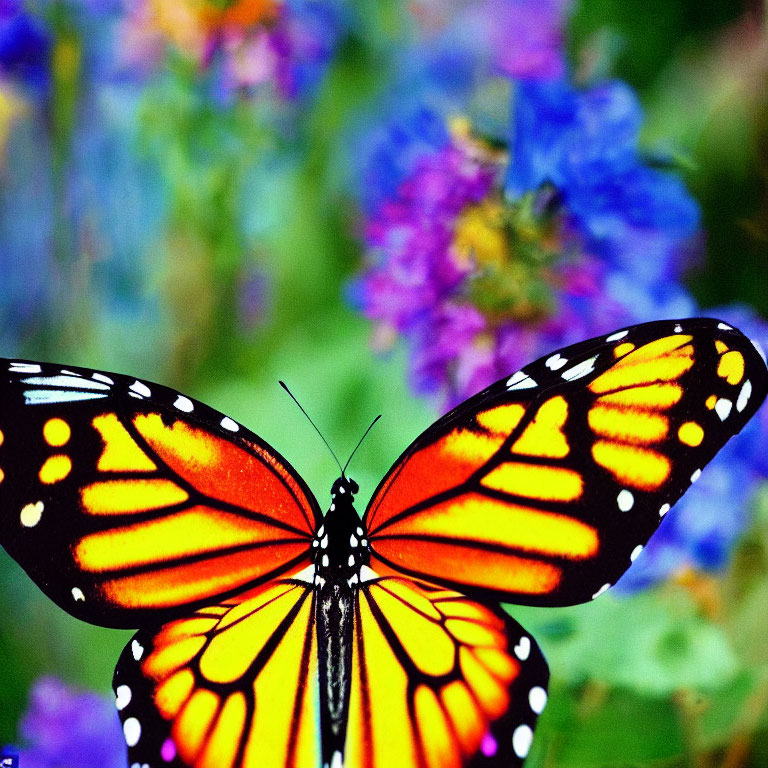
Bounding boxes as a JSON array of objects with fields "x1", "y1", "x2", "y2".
[
  {"x1": 313, "y1": 476, "x2": 369, "y2": 766},
  {"x1": 1, "y1": 318, "x2": 767, "y2": 768}
]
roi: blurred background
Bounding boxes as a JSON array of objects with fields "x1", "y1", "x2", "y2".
[{"x1": 1, "y1": 0, "x2": 768, "y2": 765}]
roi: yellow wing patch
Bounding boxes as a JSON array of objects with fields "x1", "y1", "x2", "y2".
[
  {"x1": 482, "y1": 463, "x2": 582, "y2": 501},
  {"x1": 591, "y1": 440, "x2": 670, "y2": 490},
  {"x1": 512, "y1": 396, "x2": 569, "y2": 458},
  {"x1": 92, "y1": 413, "x2": 157, "y2": 472},
  {"x1": 43, "y1": 417, "x2": 71, "y2": 446},
  {"x1": 717, "y1": 350, "x2": 745, "y2": 385},
  {"x1": 589, "y1": 334, "x2": 694, "y2": 394},
  {"x1": 39, "y1": 454, "x2": 72, "y2": 484}
]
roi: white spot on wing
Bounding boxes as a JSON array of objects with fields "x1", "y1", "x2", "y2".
[
  {"x1": 322, "y1": 554, "x2": 329, "y2": 567},
  {"x1": 129, "y1": 381, "x2": 151, "y2": 398},
  {"x1": 71, "y1": 587, "x2": 85, "y2": 602},
  {"x1": 174, "y1": 395, "x2": 194, "y2": 412},
  {"x1": 131, "y1": 639, "x2": 144, "y2": 661},
  {"x1": 659, "y1": 503, "x2": 671, "y2": 517},
  {"x1": 674, "y1": 324, "x2": 683, "y2": 333},
  {"x1": 348, "y1": 555, "x2": 355, "y2": 567},
  {"x1": 561, "y1": 355, "x2": 598, "y2": 381},
  {"x1": 220, "y1": 417, "x2": 239, "y2": 432},
  {"x1": 20, "y1": 501, "x2": 44, "y2": 527},
  {"x1": 715, "y1": 398, "x2": 732, "y2": 421},
  {"x1": 359, "y1": 565, "x2": 379, "y2": 583},
  {"x1": 630, "y1": 545, "x2": 643, "y2": 562},
  {"x1": 514, "y1": 636, "x2": 531, "y2": 661},
  {"x1": 617, "y1": 490, "x2": 634, "y2": 512},
  {"x1": 9, "y1": 362, "x2": 41, "y2": 373},
  {"x1": 290, "y1": 564, "x2": 316, "y2": 584},
  {"x1": 350, "y1": 534, "x2": 358, "y2": 547},
  {"x1": 512, "y1": 725, "x2": 533, "y2": 759},
  {"x1": 545, "y1": 353, "x2": 567, "y2": 371},
  {"x1": 718, "y1": 322, "x2": 733, "y2": 331},
  {"x1": 123, "y1": 717, "x2": 141, "y2": 747},
  {"x1": 115, "y1": 685, "x2": 132, "y2": 710},
  {"x1": 506, "y1": 370, "x2": 537, "y2": 390},
  {"x1": 592, "y1": 583, "x2": 611, "y2": 599},
  {"x1": 690, "y1": 468, "x2": 701, "y2": 483},
  {"x1": 92, "y1": 372, "x2": 114, "y2": 385},
  {"x1": 528, "y1": 686, "x2": 547, "y2": 714},
  {"x1": 737, "y1": 380, "x2": 752, "y2": 412},
  {"x1": 22, "y1": 375, "x2": 110, "y2": 391},
  {"x1": 331, "y1": 750, "x2": 343, "y2": 768},
  {"x1": 24, "y1": 389, "x2": 109, "y2": 405},
  {"x1": 606, "y1": 330, "x2": 628, "y2": 342}
]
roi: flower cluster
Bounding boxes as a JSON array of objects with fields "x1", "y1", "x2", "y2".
[
  {"x1": 12, "y1": 677, "x2": 125, "y2": 768},
  {"x1": 119, "y1": 0, "x2": 345, "y2": 99},
  {"x1": 351, "y1": 0, "x2": 768, "y2": 589},
  {"x1": 354, "y1": 78, "x2": 698, "y2": 406}
]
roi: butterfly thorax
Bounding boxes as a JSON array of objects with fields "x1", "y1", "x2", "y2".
[
  {"x1": 313, "y1": 476, "x2": 368, "y2": 767},
  {"x1": 312, "y1": 476, "x2": 369, "y2": 588}
]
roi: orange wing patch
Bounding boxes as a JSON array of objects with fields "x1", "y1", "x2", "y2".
[
  {"x1": 345, "y1": 576, "x2": 539, "y2": 768},
  {"x1": 134, "y1": 414, "x2": 315, "y2": 535},
  {"x1": 67, "y1": 411, "x2": 317, "y2": 614},
  {"x1": 124, "y1": 579, "x2": 320, "y2": 768},
  {"x1": 368, "y1": 390, "x2": 590, "y2": 599}
]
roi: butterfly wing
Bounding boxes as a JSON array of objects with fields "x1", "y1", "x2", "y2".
[
  {"x1": 114, "y1": 569, "x2": 548, "y2": 768},
  {"x1": 345, "y1": 571, "x2": 548, "y2": 768},
  {"x1": 0, "y1": 358, "x2": 321, "y2": 627},
  {"x1": 364, "y1": 318, "x2": 768, "y2": 606},
  {"x1": 112, "y1": 571, "x2": 321, "y2": 768}
]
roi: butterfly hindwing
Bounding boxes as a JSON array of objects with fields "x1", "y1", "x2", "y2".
[
  {"x1": 345, "y1": 572, "x2": 548, "y2": 768},
  {"x1": 114, "y1": 568, "x2": 548, "y2": 768},
  {"x1": 0, "y1": 358, "x2": 320, "y2": 627},
  {"x1": 364, "y1": 318, "x2": 768, "y2": 606},
  {"x1": 113, "y1": 572, "x2": 321, "y2": 768}
]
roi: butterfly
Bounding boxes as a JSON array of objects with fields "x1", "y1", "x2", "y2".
[{"x1": 1, "y1": 317, "x2": 766, "y2": 768}]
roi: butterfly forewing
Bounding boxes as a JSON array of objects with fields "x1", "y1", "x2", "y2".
[
  {"x1": 364, "y1": 319, "x2": 768, "y2": 606},
  {"x1": 0, "y1": 359, "x2": 320, "y2": 627}
]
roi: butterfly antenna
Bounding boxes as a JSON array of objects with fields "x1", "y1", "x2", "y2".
[
  {"x1": 343, "y1": 414, "x2": 382, "y2": 476},
  {"x1": 279, "y1": 381, "x2": 344, "y2": 477}
]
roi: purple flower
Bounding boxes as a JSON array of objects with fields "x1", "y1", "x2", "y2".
[
  {"x1": 13, "y1": 677, "x2": 126, "y2": 768},
  {"x1": 410, "y1": 0, "x2": 570, "y2": 82},
  {"x1": 481, "y1": 0, "x2": 570, "y2": 80}
]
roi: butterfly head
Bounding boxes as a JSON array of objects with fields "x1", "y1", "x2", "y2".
[{"x1": 331, "y1": 475, "x2": 359, "y2": 500}]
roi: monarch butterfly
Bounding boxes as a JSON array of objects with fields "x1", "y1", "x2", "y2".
[{"x1": 0, "y1": 317, "x2": 766, "y2": 768}]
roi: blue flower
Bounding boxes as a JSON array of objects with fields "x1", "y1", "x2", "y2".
[
  {"x1": 0, "y1": 3, "x2": 53, "y2": 96},
  {"x1": 506, "y1": 79, "x2": 700, "y2": 285}
]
